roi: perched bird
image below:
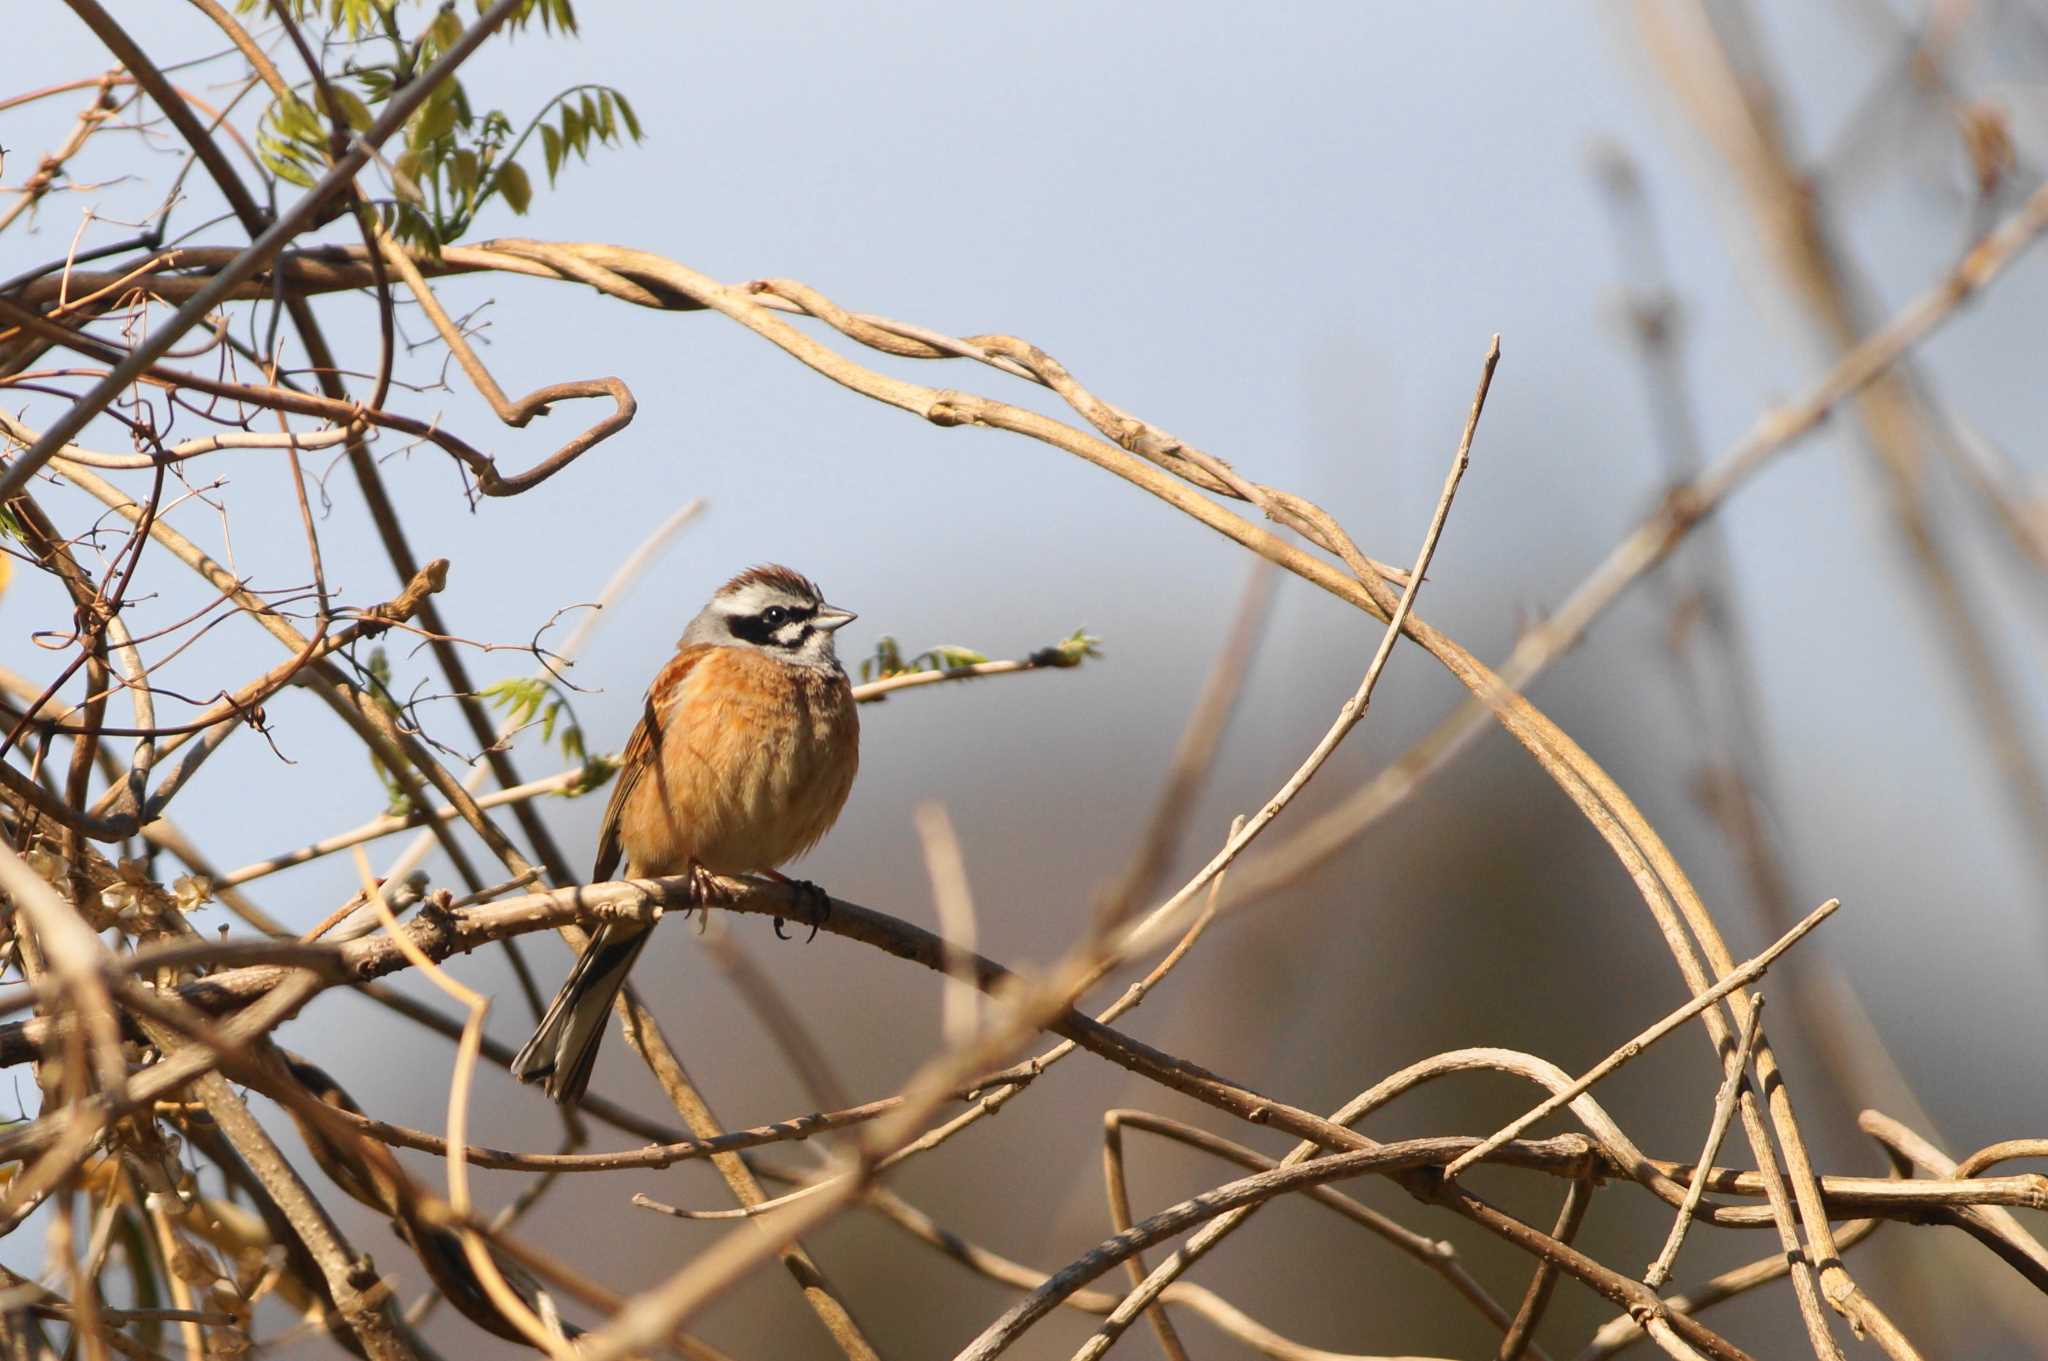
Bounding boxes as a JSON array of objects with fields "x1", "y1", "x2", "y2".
[{"x1": 511, "y1": 565, "x2": 861, "y2": 1103}]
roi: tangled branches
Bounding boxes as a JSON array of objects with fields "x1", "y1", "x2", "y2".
[{"x1": 3, "y1": 4, "x2": 2048, "y2": 1361}]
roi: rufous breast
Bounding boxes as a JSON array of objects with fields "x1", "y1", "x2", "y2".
[{"x1": 616, "y1": 645, "x2": 859, "y2": 877}]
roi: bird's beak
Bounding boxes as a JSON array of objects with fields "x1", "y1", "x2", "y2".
[{"x1": 814, "y1": 604, "x2": 857, "y2": 632}]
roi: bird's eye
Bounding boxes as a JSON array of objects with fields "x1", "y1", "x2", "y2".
[{"x1": 760, "y1": 605, "x2": 788, "y2": 627}]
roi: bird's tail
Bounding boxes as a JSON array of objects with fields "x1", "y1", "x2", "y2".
[{"x1": 510, "y1": 921, "x2": 653, "y2": 1104}]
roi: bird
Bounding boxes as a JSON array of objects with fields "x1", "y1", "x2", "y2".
[{"x1": 511, "y1": 564, "x2": 861, "y2": 1103}]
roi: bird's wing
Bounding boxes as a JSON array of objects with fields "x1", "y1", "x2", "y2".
[{"x1": 590, "y1": 644, "x2": 716, "y2": 882}]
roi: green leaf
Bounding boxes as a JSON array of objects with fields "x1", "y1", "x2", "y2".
[
  {"x1": 411, "y1": 86, "x2": 459, "y2": 148},
  {"x1": 560, "y1": 752, "x2": 617, "y2": 798},
  {"x1": 274, "y1": 92, "x2": 323, "y2": 143},
  {"x1": 260, "y1": 143, "x2": 318, "y2": 189},
  {"x1": 496, "y1": 158, "x2": 532, "y2": 214},
  {"x1": 613, "y1": 90, "x2": 643, "y2": 140},
  {"x1": 482, "y1": 676, "x2": 547, "y2": 730},
  {"x1": 1033, "y1": 628, "x2": 1103, "y2": 668},
  {"x1": 539, "y1": 123, "x2": 562, "y2": 181},
  {"x1": 364, "y1": 648, "x2": 415, "y2": 813},
  {"x1": 430, "y1": 8, "x2": 464, "y2": 54},
  {"x1": 448, "y1": 147, "x2": 480, "y2": 197},
  {"x1": 922, "y1": 645, "x2": 989, "y2": 670},
  {"x1": 321, "y1": 84, "x2": 373, "y2": 132},
  {"x1": 860, "y1": 635, "x2": 908, "y2": 681},
  {"x1": 391, "y1": 149, "x2": 426, "y2": 204},
  {"x1": 391, "y1": 201, "x2": 443, "y2": 254},
  {"x1": 376, "y1": 757, "x2": 414, "y2": 816}
]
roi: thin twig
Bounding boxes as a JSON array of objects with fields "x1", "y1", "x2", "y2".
[
  {"x1": 1645, "y1": 996, "x2": 1767, "y2": 1288},
  {"x1": 1444, "y1": 901, "x2": 1834, "y2": 1178},
  {"x1": 1498, "y1": 1171, "x2": 1593, "y2": 1361},
  {"x1": 1063, "y1": 338, "x2": 1500, "y2": 1361}
]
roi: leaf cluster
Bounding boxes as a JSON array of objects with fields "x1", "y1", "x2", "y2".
[
  {"x1": 244, "y1": 0, "x2": 640, "y2": 252},
  {"x1": 1027, "y1": 627, "x2": 1103, "y2": 668},
  {"x1": 858, "y1": 629, "x2": 1102, "y2": 682},
  {"x1": 254, "y1": 0, "x2": 576, "y2": 38},
  {"x1": 479, "y1": 674, "x2": 614, "y2": 796},
  {"x1": 858, "y1": 637, "x2": 990, "y2": 683}
]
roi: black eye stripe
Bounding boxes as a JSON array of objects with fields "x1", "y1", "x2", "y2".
[
  {"x1": 725, "y1": 613, "x2": 775, "y2": 645},
  {"x1": 726, "y1": 600, "x2": 817, "y2": 647}
]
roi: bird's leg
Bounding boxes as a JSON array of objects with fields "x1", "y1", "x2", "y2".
[
  {"x1": 764, "y1": 868, "x2": 831, "y2": 942},
  {"x1": 684, "y1": 861, "x2": 724, "y2": 930}
]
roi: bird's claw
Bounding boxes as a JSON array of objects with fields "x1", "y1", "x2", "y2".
[{"x1": 773, "y1": 879, "x2": 830, "y2": 943}]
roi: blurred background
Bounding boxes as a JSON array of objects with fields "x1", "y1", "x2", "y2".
[{"x1": 7, "y1": 1, "x2": 2048, "y2": 1356}]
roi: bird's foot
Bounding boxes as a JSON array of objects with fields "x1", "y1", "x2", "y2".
[
  {"x1": 682, "y1": 863, "x2": 728, "y2": 929},
  {"x1": 770, "y1": 876, "x2": 831, "y2": 943}
]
